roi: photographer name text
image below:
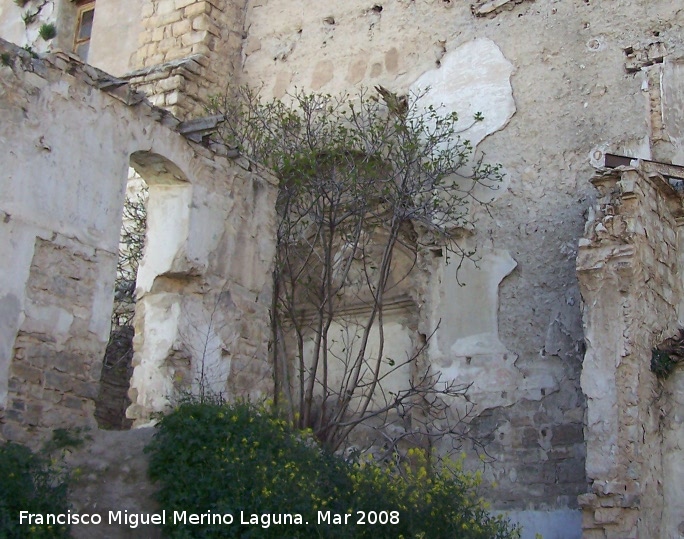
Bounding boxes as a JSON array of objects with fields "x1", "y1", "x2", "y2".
[{"x1": 20, "y1": 509, "x2": 400, "y2": 528}]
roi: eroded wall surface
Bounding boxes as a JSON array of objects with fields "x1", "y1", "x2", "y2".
[
  {"x1": 2, "y1": 0, "x2": 684, "y2": 536},
  {"x1": 236, "y1": 2, "x2": 684, "y2": 534},
  {"x1": 0, "y1": 38, "x2": 277, "y2": 442},
  {"x1": 577, "y1": 163, "x2": 684, "y2": 538}
]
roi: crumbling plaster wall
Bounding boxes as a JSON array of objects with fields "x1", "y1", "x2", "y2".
[
  {"x1": 124, "y1": 0, "x2": 247, "y2": 120},
  {"x1": 0, "y1": 0, "x2": 247, "y2": 118},
  {"x1": 236, "y1": 0, "x2": 683, "y2": 530},
  {"x1": 0, "y1": 39, "x2": 277, "y2": 442},
  {"x1": 1, "y1": 0, "x2": 684, "y2": 536},
  {"x1": 577, "y1": 164, "x2": 684, "y2": 539}
]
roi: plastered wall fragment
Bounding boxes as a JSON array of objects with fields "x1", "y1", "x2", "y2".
[{"x1": 0, "y1": 40, "x2": 277, "y2": 440}]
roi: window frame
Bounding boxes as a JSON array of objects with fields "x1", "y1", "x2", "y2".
[{"x1": 73, "y1": 0, "x2": 96, "y2": 60}]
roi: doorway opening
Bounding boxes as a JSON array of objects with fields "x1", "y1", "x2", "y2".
[{"x1": 95, "y1": 168, "x2": 147, "y2": 429}]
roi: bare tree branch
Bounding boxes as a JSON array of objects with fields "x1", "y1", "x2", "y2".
[{"x1": 210, "y1": 86, "x2": 503, "y2": 460}]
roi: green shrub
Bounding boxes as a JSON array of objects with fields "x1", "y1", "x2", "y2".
[
  {"x1": 0, "y1": 442, "x2": 70, "y2": 538},
  {"x1": 146, "y1": 401, "x2": 520, "y2": 538},
  {"x1": 38, "y1": 23, "x2": 56, "y2": 41}
]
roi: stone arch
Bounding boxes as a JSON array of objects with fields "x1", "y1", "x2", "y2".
[
  {"x1": 128, "y1": 151, "x2": 193, "y2": 294},
  {"x1": 0, "y1": 47, "x2": 277, "y2": 441}
]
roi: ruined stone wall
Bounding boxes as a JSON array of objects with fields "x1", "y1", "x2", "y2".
[
  {"x1": 0, "y1": 38, "x2": 277, "y2": 442},
  {"x1": 577, "y1": 163, "x2": 684, "y2": 538},
  {"x1": 0, "y1": 0, "x2": 251, "y2": 118},
  {"x1": 124, "y1": 0, "x2": 247, "y2": 120},
  {"x1": 234, "y1": 2, "x2": 684, "y2": 535},
  {"x1": 2, "y1": 0, "x2": 684, "y2": 536}
]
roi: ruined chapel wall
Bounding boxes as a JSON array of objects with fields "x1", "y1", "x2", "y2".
[
  {"x1": 0, "y1": 45, "x2": 139, "y2": 444},
  {"x1": 0, "y1": 39, "x2": 277, "y2": 440},
  {"x1": 127, "y1": 147, "x2": 278, "y2": 425},
  {"x1": 577, "y1": 166, "x2": 683, "y2": 538},
  {"x1": 234, "y1": 0, "x2": 682, "y2": 520}
]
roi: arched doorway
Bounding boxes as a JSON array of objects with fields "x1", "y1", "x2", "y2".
[{"x1": 95, "y1": 152, "x2": 191, "y2": 429}]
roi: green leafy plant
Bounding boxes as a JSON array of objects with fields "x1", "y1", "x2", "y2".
[
  {"x1": 651, "y1": 328, "x2": 684, "y2": 379},
  {"x1": 13, "y1": 0, "x2": 30, "y2": 7},
  {"x1": 21, "y1": 10, "x2": 37, "y2": 25},
  {"x1": 41, "y1": 427, "x2": 90, "y2": 454},
  {"x1": 146, "y1": 401, "x2": 520, "y2": 538},
  {"x1": 651, "y1": 349, "x2": 677, "y2": 379},
  {"x1": 38, "y1": 22, "x2": 56, "y2": 40},
  {"x1": 0, "y1": 441, "x2": 70, "y2": 538},
  {"x1": 1, "y1": 52, "x2": 11, "y2": 66}
]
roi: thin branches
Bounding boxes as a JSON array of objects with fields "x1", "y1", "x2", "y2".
[{"x1": 211, "y1": 86, "x2": 503, "y2": 458}]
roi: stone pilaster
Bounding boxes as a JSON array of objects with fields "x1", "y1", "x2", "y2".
[{"x1": 577, "y1": 163, "x2": 684, "y2": 538}]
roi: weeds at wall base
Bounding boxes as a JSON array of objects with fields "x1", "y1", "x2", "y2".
[{"x1": 0, "y1": 433, "x2": 75, "y2": 538}]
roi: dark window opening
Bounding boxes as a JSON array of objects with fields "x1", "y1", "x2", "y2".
[{"x1": 74, "y1": 1, "x2": 95, "y2": 61}]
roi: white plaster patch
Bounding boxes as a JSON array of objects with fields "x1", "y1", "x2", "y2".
[
  {"x1": 449, "y1": 332, "x2": 508, "y2": 357},
  {"x1": 23, "y1": 303, "x2": 73, "y2": 340},
  {"x1": 0, "y1": 4, "x2": 25, "y2": 47},
  {"x1": 136, "y1": 182, "x2": 192, "y2": 295},
  {"x1": 128, "y1": 294, "x2": 181, "y2": 416},
  {"x1": 580, "y1": 329, "x2": 619, "y2": 479},
  {"x1": 410, "y1": 38, "x2": 516, "y2": 153},
  {"x1": 181, "y1": 299, "x2": 236, "y2": 398},
  {"x1": 302, "y1": 315, "x2": 414, "y2": 407},
  {"x1": 588, "y1": 137, "x2": 651, "y2": 169},
  {"x1": 428, "y1": 248, "x2": 527, "y2": 412},
  {"x1": 0, "y1": 219, "x2": 37, "y2": 404},
  {"x1": 431, "y1": 248, "x2": 516, "y2": 362}
]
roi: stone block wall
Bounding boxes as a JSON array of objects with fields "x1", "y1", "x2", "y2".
[
  {"x1": 3, "y1": 235, "x2": 113, "y2": 443},
  {"x1": 577, "y1": 163, "x2": 684, "y2": 538},
  {"x1": 127, "y1": 0, "x2": 247, "y2": 119}
]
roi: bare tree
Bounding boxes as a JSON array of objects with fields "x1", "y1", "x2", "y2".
[{"x1": 212, "y1": 87, "x2": 502, "y2": 456}]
